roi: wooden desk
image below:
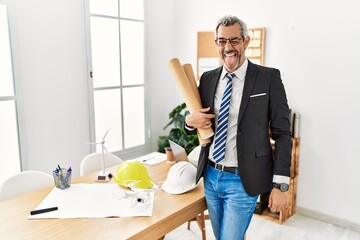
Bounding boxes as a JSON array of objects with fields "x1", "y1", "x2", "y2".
[{"x1": 0, "y1": 161, "x2": 207, "y2": 239}]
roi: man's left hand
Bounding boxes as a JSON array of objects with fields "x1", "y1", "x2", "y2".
[{"x1": 268, "y1": 188, "x2": 288, "y2": 212}]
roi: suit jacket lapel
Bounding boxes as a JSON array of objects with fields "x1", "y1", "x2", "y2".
[
  {"x1": 208, "y1": 67, "x2": 223, "y2": 131},
  {"x1": 238, "y1": 61, "x2": 258, "y2": 123},
  {"x1": 209, "y1": 66, "x2": 223, "y2": 112}
]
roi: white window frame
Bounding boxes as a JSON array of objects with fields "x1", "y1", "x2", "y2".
[
  {"x1": 83, "y1": 0, "x2": 151, "y2": 159},
  {"x1": 0, "y1": 4, "x2": 22, "y2": 183}
]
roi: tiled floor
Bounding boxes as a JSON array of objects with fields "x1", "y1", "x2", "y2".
[{"x1": 164, "y1": 214, "x2": 360, "y2": 240}]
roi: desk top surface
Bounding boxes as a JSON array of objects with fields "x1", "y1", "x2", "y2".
[{"x1": 0, "y1": 161, "x2": 206, "y2": 240}]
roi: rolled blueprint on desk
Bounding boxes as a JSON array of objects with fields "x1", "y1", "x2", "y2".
[{"x1": 168, "y1": 58, "x2": 213, "y2": 144}]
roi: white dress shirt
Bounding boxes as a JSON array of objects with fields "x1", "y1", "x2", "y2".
[{"x1": 208, "y1": 60, "x2": 247, "y2": 167}]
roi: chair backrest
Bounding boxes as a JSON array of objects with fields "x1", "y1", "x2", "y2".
[
  {"x1": 0, "y1": 170, "x2": 53, "y2": 201},
  {"x1": 187, "y1": 145, "x2": 201, "y2": 167},
  {"x1": 80, "y1": 152, "x2": 123, "y2": 176}
]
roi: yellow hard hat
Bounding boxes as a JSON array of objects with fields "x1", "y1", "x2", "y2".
[{"x1": 113, "y1": 161, "x2": 155, "y2": 189}]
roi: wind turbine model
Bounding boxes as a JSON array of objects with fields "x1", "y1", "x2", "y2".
[{"x1": 85, "y1": 129, "x2": 113, "y2": 182}]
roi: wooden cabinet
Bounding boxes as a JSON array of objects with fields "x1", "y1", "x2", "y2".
[{"x1": 255, "y1": 137, "x2": 300, "y2": 224}]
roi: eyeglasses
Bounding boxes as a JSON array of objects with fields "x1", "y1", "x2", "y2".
[{"x1": 215, "y1": 37, "x2": 243, "y2": 47}]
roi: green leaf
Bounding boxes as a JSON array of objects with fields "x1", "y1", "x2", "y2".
[
  {"x1": 158, "y1": 102, "x2": 198, "y2": 154},
  {"x1": 158, "y1": 136, "x2": 170, "y2": 153}
]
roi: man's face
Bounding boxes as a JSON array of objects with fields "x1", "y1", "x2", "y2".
[{"x1": 216, "y1": 23, "x2": 249, "y2": 72}]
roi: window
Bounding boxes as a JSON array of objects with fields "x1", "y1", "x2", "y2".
[
  {"x1": 0, "y1": 4, "x2": 21, "y2": 184},
  {"x1": 85, "y1": 0, "x2": 148, "y2": 156}
]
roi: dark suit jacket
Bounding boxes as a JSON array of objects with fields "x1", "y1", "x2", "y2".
[{"x1": 189, "y1": 61, "x2": 292, "y2": 196}]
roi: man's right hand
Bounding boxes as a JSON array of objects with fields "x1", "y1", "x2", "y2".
[{"x1": 185, "y1": 107, "x2": 216, "y2": 130}]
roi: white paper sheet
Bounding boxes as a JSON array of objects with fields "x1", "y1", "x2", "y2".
[
  {"x1": 28, "y1": 183, "x2": 154, "y2": 219},
  {"x1": 131, "y1": 152, "x2": 167, "y2": 165}
]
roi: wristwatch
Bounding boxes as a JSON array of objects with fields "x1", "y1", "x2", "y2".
[{"x1": 272, "y1": 182, "x2": 289, "y2": 192}]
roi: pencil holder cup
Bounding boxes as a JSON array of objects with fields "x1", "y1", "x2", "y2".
[{"x1": 53, "y1": 168, "x2": 72, "y2": 189}]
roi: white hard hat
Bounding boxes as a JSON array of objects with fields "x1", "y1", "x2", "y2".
[{"x1": 162, "y1": 161, "x2": 198, "y2": 194}]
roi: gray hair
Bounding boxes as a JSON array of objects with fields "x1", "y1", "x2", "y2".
[{"x1": 215, "y1": 15, "x2": 249, "y2": 39}]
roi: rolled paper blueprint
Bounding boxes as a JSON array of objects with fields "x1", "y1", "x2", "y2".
[
  {"x1": 182, "y1": 63, "x2": 209, "y2": 144},
  {"x1": 182, "y1": 63, "x2": 201, "y2": 103},
  {"x1": 168, "y1": 58, "x2": 213, "y2": 142}
]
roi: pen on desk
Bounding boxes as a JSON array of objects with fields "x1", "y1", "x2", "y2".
[
  {"x1": 142, "y1": 157, "x2": 154, "y2": 162},
  {"x1": 30, "y1": 207, "x2": 58, "y2": 215}
]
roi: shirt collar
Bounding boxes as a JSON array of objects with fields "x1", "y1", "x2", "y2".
[{"x1": 220, "y1": 58, "x2": 248, "y2": 80}]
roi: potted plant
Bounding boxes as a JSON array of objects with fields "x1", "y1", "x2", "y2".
[{"x1": 158, "y1": 103, "x2": 199, "y2": 154}]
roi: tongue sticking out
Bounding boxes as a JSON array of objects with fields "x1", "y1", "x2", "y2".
[{"x1": 224, "y1": 52, "x2": 238, "y2": 69}]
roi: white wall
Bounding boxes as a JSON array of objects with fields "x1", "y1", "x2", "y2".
[
  {"x1": 171, "y1": 0, "x2": 360, "y2": 228},
  {"x1": 145, "y1": 0, "x2": 179, "y2": 152},
  {"x1": 2, "y1": 0, "x2": 91, "y2": 176},
  {"x1": 1, "y1": 0, "x2": 360, "y2": 229}
]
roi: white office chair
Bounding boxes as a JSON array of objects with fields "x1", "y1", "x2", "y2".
[
  {"x1": 0, "y1": 170, "x2": 53, "y2": 201},
  {"x1": 80, "y1": 152, "x2": 123, "y2": 176}
]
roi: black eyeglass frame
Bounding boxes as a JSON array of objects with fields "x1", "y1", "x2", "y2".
[{"x1": 215, "y1": 37, "x2": 243, "y2": 47}]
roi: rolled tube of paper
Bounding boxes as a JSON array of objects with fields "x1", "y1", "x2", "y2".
[
  {"x1": 196, "y1": 130, "x2": 209, "y2": 145},
  {"x1": 182, "y1": 63, "x2": 201, "y2": 103},
  {"x1": 182, "y1": 63, "x2": 211, "y2": 144},
  {"x1": 168, "y1": 58, "x2": 213, "y2": 141}
]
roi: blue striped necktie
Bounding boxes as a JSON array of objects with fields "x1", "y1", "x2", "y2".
[{"x1": 213, "y1": 73, "x2": 235, "y2": 163}]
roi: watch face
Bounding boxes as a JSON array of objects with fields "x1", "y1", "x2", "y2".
[{"x1": 280, "y1": 183, "x2": 289, "y2": 192}]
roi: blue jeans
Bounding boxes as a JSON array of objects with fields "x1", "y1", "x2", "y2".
[{"x1": 204, "y1": 164, "x2": 258, "y2": 240}]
